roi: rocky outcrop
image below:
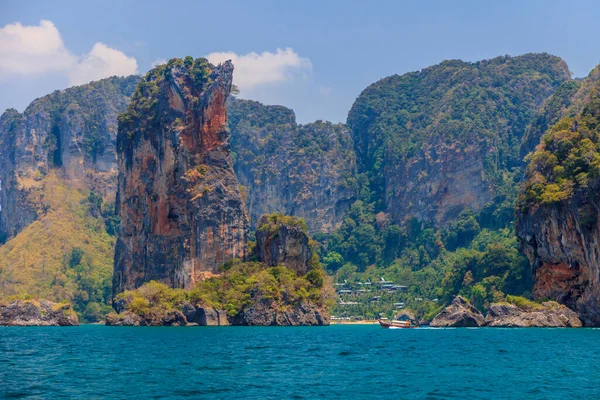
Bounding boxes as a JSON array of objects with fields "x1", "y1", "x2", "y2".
[
  {"x1": 0, "y1": 77, "x2": 139, "y2": 243},
  {"x1": 255, "y1": 214, "x2": 312, "y2": 275},
  {"x1": 484, "y1": 301, "x2": 582, "y2": 327},
  {"x1": 517, "y1": 202, "x2": 600, "y2": 326},
  {"x1": 181, "y1": 303, "x2": 230, "y2": 326},
  {"x1": 229, "y1": 299, "x2": 329, "y2": 326},
  {"x1": 104, "y1": 311, "x2": 143, "y2": 326},
  {"x1": 430, "y1": 296, "x2": 485, "y2": 327},
  {"x1": 229, "y1": 99, "x2": 356, "y2": 233},
  {"x1": 348, "y1": 54, "x2": 570, "y2": 227},
  {"x1": 113, "y1": 58, "x2": 248, "y2": 294},
  {"x1": 0, "y1": 300, "x2": 79, "y2": 326},
  {"x1": 105, "y1": 309, "x2": 187, "y2": 326}
]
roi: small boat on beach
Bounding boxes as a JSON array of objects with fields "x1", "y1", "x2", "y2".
[{"x1": 377, "y1": 317, "x2": 419, "y2": 329}]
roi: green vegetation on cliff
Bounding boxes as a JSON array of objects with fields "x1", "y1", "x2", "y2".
[
  {"x1": 347, "y1": 53, "x2": 570, "y2": 211},
  {"x1": 192, "y1": 260, "x2": 331, "y2": 316},
  {"x1": 110, "y1": 259, "x2": 332, "y2": 321},
  {"x1": 0, "y1": 173, "x2": 115, "y2": 322},
  {"x1": 521, "y1": 79, "x2": 600, "y2": 207},
  {"x1": 322, "y1": 54, "x2": 571, "y2": 318},
  {"x1": 31, "y1": 76, "x2": 139, "y2": 162}
]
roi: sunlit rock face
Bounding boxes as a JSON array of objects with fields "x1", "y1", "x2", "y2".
[{"x1": 113, "y1": 58, "x2": 248, "y2": 294}]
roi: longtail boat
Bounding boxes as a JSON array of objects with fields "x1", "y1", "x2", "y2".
[{"x1": 377, "y1": 318, "x2": 419, "y2": 329}]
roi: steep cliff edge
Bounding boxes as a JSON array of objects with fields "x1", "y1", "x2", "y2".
[
  {"x1": 348, "y1": 53, "x2": 570, "y2": 227},
  {"x1": 517, "y1": 73, "x2": 600, "y2": 325},
  {"x1": 228, "y1": 98, "x2": 356, "y2": 233},
  {"x1": 0, "y1": 77, "x2": 138, "y2": 321},
  {"x1": 113, "y1": 58, "x2": 248, "y2": 294},
  {"x1": 0, "y1": 76, "x2": 139, "y2": 242}
]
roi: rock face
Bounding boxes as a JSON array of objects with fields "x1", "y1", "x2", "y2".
[
  {"x1": 517, "y1": 71, "x2": 600, "y2": 326},
  {"x1": 0, "y1": 77, "x2": 139, "y2": 243},
  {"x1": 255, "y1": 214, "x2": 312, "y2": 275},
  {"x1": 485, "y1": 302, "x2": 582, "y2": 327},
  {"x1": 430, "y1": 296, "x2": 485, "y2": 327},
  {"x1": 113, "y1": 58, "x2": 248, "y2": 293},
  {"x1": 517, "y1": 202, "x2": 600, "y2": 326},
  {"x1": 229, "y1": 299, "x2": 329, "y2": 326},
  {"x1": 182, "y1": 304, "x2": 230, "y2": 326},
  {"x1": 0, "y1": 300, "x2": 79, "y2": 326},
  {"x1": 347, "y1": 54, "x2": 570, "y2": 227},
  {"x1": 229, "y1": 99, "x2": 356, "y2": 233}
]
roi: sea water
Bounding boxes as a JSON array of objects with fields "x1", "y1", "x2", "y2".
[{"x1": 1, "y1": 325, "x2": 599, "y2": 399}]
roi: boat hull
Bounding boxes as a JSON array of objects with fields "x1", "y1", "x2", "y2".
[{"x1": 378, "y1": 320, "x2": 419, "y2": 329}]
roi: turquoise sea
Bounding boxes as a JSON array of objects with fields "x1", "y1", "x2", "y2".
[{"x1": 1, "y1": 325, "x2": 599, "y2": 399}]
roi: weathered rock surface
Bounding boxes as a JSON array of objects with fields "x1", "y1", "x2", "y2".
[
  {"x1": 255, "y1": 214, "x2": 312, "y2": 275},
  {"x1": 430, "y1": 296, "x2": 485, "y2": 327},
  {"x1": 0, "y1": 300, "x2": 79, "y2": 326},
  {"x1": 229, "y1": 299, "x2": 329, "y2": 326},
  {"x1": 0, "y1": 77, "x2": 139, "y2": 243},
  {"x1": 517, "y1": 202, "x2": 600, "y2": 326},
  {"x1": 105, "y1": 309, "x2": 187, "y2": 326},
  {"x1": 105, "y1": 311, "x2": 143, "y2": 326},
  {"x1": 229, "y1": 99, "x2": 356, "y2": 233},
  {"x1": 113, "y1": 58, "x2": 248, "y2": 294},
  {"x1": 182, "y1": 303, "x2": 229, "y2": 326},
  {"x1": 484, "y1": 301, "x2": 582, "y2": 327}
]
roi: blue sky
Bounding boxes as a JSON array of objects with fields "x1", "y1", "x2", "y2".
[{"x1": 1, "y1": 0, "x2": 600, "y2": 123}]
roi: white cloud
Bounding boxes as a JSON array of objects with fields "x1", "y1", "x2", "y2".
[
  {"x1": 0, "y1": 20, "x2": 76, "y2": 76},
  {"x1": 206, "y1": 48, "x2": 311, "y2": 93},
  {"x1": 0, "y1": 20, "x2": 138, "y2": 86},
  {"x1": 68, "y1": 43, "x2": 138, "y2": 85}
]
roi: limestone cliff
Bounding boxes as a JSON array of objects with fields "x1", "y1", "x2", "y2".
[
  {"x1": 517, "y1": 200, "x2": 600, "y2": 325},
  {"x1": 348, "y1": 53, "x2": 570, "y2": 227},
  {"x1": 255, "y1": 214, "x2": 312, "y2": 275},
  {"x1": 517, "y1": 71, "x2": 600, "y2": 325},
  {"x1": 0, "y1": 76, "x2": 139, "y2": 242},
  {"x1": 228, "y1": 98, "x2": 356, "y2": 233},
  {"x1": 113, "y1": 58, "x2": 248, "y2": 293}
]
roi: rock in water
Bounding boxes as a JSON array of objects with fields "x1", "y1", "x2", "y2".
[
  {"x1": 255, "y1": 214, "x2": 312, "y2": 275},
  {"x1": 105, "y1": 311, "x2": 143, "y2": 326},
  {"x1": 430, "y1": 296, "x2": 485, "y2": 327},
  {"x1": 229, "y1": 299, "x2": 329, "y2": 326},
  {"x1": 485, "y1": 302, "x2": 582, "y2": 327},
  {"x1": 0, "y1": 300, "x2": 79, "y2": 326},
  {"x1": 113, "y1": 58, "x2": 249, "y2": 294}
]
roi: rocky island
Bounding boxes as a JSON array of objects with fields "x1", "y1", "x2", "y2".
[
  {"x1": 0, "y1": 299, "x2": 79, "y2": 326},
  {"x1": 107, "y1": 213, "x2": 332, "y2": 326},
  {"x1": 107, "y1": 58, "x2": 332, "y2": 326},
  {"x1": 430, "y1": 295, "x2": 582, "y2": 327}
]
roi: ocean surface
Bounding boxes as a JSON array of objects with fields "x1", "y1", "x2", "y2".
[{"x1": 1, "y1": 325, "x2": 599, "y2": 399}]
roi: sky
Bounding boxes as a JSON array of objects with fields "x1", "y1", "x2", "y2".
[{"x1": 1, "y1": 0, "x2": 600, "y2": 123}]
